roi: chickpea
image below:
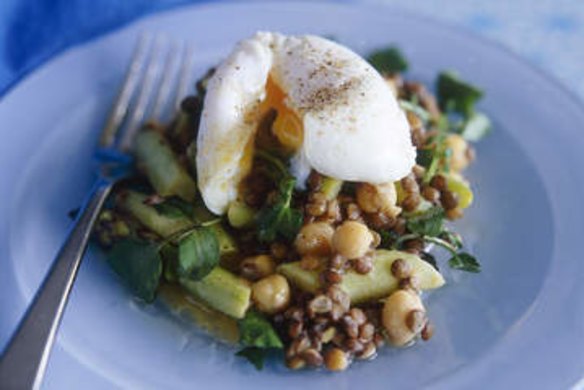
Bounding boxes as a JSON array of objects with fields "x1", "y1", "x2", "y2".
[
  {"x1": 382, "y1": 289, "x2": 427, "y2": 347},
  {"x1": 252, "y1": 274, "x2": 291, "y2": 314},
  {"x1": 240, "y1": 255, "x2": 276, "y2": 281},
  {"x1": 294, "y1": 222, "x2": 335, "y2": 256},
  {"x1": 356, "y1": 183, "x2": 401, "y2": 217},
  {"x1": 332, "y1": 221, "x2": 373, "y2": 260},
  {"x1": 445, "y1": 134, "x2": 471, "y2": 172}
]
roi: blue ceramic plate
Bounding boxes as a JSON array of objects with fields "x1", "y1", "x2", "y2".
[{"x1": 1, "y1": 2, "x2": 583, "y2": 389}]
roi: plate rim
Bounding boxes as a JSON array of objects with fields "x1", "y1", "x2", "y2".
[{"x1": 1, "y1": 2, "x2": 584, "y2": 389}]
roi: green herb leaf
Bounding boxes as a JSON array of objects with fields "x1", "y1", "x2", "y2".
[
  {"x1": 107, "y1": 239, "x2": 162, "y2": 302},
  {"x1": 437, "y1": 71, "x2": 484, "y2": 118},
  {"x1": 177, "y1": 227, "x2": 220, "y2": 280},
  {"x1": 257, "y1": 176, "x2": 303, "y2": 242},
  {"x1": 238, "y1": 311, "x2": 284, "y2": 349},
  {"x1": 460, "y1": 112, "x2": 491, "y2": 142},
  {"x1": 367, "y1": 47, "x2": 408, "y2": 74},
  {"x1": 406, "y1": 207, "x2": 445, "y2": 237},
  {"x1": 236, "y1": 347, "x2": 268, "y2": 370},
  {"x1": 448, "y1": 252, "x2": 481, "y2": 273}
]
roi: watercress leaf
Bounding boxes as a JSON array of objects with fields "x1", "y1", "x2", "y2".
[
  {"x1": 379, "y1": 230, "x2": 400, "y2": 249},
  {"x1": 406, "y1": 207, "x2": 445, "y2": 237},
  {"x1": 448, "y1": 252, "x2": 481, "y2": 273},
  {"x1": 437, "y1": 71, "x2": 484, "y2": 118},
  {"x1": 257, "y1": 176, "x2": 302, "y2": 242},
  {"x1": 238, "y1": 311, "x2": 283, "y2": 349},
  {"x1": 236, "y1": 347, "x2": 267, "y2": 370},
  {"x1": 367, "y1": 47, "x2": 408, "y2": 74},
  {"x1": 177, "y1": 227, "x2": 220, "y2": 280},
  {"x1": 416, "y1": 148, "x2": 434, "y2": 168},
  {"x1": 460, "y1": 112, "x2": 491, "y2": 142},
  {"x1": 107, "y1": 239, "x2": 162, "y2": 302}
]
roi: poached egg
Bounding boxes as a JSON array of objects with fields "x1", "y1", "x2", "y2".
[{"x1": 196, "y1": 32, "x2": 416, "y2": 215}]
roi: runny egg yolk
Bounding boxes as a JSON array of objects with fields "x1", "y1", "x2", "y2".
[{"x1": 260, "y1": 76, "x2": 304, "y2": 152}]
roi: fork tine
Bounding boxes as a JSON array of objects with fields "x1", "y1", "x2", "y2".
[
  {"x1": 99, "y1": 34, "x2": 152, "y2": 148},
  {"x1": 174, "y1": 43, "x2": 195, "y2": 110},
  {"x1": 119, "y1": 36, "x2": 165, "y2": 150},
  {"x1": 151, "y1": 42, "x2": 180, "y2": 120}
]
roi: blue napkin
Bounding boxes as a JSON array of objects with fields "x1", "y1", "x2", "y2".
[{"x1": 0, "y1": 0, "x2": 214, "y2": 95}]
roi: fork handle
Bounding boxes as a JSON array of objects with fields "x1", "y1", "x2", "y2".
[{"x1": 0, "y1": 177, "x2": 113, "y2": 390}]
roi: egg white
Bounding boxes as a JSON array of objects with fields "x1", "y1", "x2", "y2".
[{"x1": 196, "y1": 32, "x2": 416, "y2": 215}]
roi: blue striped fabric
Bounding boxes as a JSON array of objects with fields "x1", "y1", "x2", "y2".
[{"x1": 0, "y1": 0, "x2": 583, "y2": 99}]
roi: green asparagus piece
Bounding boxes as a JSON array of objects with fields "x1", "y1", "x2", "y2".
[{"x1": 134, "y1": 128, "x2": 197, "y2": 201}]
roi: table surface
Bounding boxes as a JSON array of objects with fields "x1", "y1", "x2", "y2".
[{"x1": 0, "y1": 0, "x2": 583, "y2": 101}]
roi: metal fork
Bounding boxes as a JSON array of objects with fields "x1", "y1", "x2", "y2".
[{"x1": 0, "y1": 35, "x2": 193, "y2": 389}]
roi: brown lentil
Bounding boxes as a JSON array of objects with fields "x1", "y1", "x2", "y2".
[
  {"x1": 446, "y1": 208, "x2": 464, "y2": 220},
  {"x1": 403, "y1": 238, "x2": 425, "y2": 253},
  {"x1": 332, "y1": 332, "x2": 346, "y2": 347},
  {"x1": 412, "y1": 164, "x2": 426, "y2": 179},
  {"x1": 307, "y1": 171, "x2": 323, "y2": 190},
  {"x1": 285, "y1": 307, "x2": 305, "y2": 322},
  {"x1": 330, "y1": 254, "x2": 345, "y2": 270},
  {"x1": 430, "y1": 174, "x2": 448, "y2": 191},
  {"x1": 345, "y1": 338, "x2": 364, "y2": 353},
  {"x1": 346, "y1": 203, "x2": 362, "y2": 220},
  {"x1": 289, "y1": 334, "x2": 311, "y2": 356},
  {"x1": 421, "y1": 321, "x2": 435, "y2": 341},
  {"x1": 323, "y1": 269, "x2": 343, "y2": 285},
  {"x1": 324, "y1": 348, "x2": 350, "y2": 371},
  {"x1": 270, "y1": 242, "x2": 288, "y2": 260},
  {"x1": 306, "y1": 201, "x2": 327, "y2": 217},
  {"x1": 421, "y1": 185, "x2": 440, "y2": 203},
  {"x1": 308, "y1": 295, "x2": 333, "y2": 315},
  {"x1": 324, "y1": 199, "x2": 341, "y2": 223},
  {"x1": 399, "y1": 276, "x2": 420, "y2": 292},
  {"x1": 355, "y1": 342, "x2": 377, "y2": 360},
  {"x1": 402, "y1": 193, "x2": 421, "y2": 212},
  {"x1": 401, "y1": 176, "x2": 419, "y2": 194},
  {"x1": 406, "y1": 309, "x2": 428, "y2": 333},
  {"x1": 359, "y1": 323, "x2": 375, "y2": 342},
  {"x1": 288, "y1": 321, "x2": 304, "y2": 339},
  {"x1": 393, "y1": 218, "x2": 407, "y2": 235},
  {"x1": 366, "y1": 212, "x2": 396, "y2": 230},
  {"x1": 440, "y1": 190, "x2": 459, "y2": 210},
  {"x1": 286, "y1": 356, "x2": 306, "y2": 370},
  {"x1": 327, "y1": 285, "x2": 350, "y2": 307},
  {"x1": 349, "y1": 308, "x2": 367, "y2": 326},
  {"x1": 300, "y1": 255, "x2": 322, "y2": 271},
  {"x1": 391, "y1": 258, "x2": 412, "y2": 279},
  {"x1": 300, "y1": 349, "x2": 324, "y2": 367},
  {"x1": 342, "y1": 316, "x2": 360, "y2": 339},
  {"x1": 353, "y1": 256, "x2": 373, "y2": 274}
]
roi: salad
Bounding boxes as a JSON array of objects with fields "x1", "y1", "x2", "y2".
[{"x1": 94, "y1": 32, "x2": 490, "y2": 372}]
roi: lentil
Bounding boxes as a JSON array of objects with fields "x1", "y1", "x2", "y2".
[
  {"x1": 349, "y1": 308, "x2": 367, "y2": 326},
  {"x1": 286, "y1": 356, "x2": 306, "y2": 370},
  {"x1": 402, "y1": 193, "x2": 421, "y2": 212},
  {"x1": 430, "y1": 174, "x2": 447, "y2": 191},
  {"x1": 440, "y1": 190, "x2": 459, "y2": 210},
  {"x1": 421, "y1": 185, "x2": 440, "y2": 202},
  {"x1": 300, "y1": 255, "x2": 322, "y2": 270},
  {"x1": 446, "y1": 208, "x2": 464, "y2": 220},
  {"x1": 308, "y1": 295, "x2": 333, "y2": 315},
  {"x1": 300, "y1": 349, "x2": 324, "y2": 367},
  {"x1": 353, "y1": 256, "x2": 373, "y2": 274},
  {"x1": 391, "y1": 258, "x2": 413, "y2": 279},
  {"x1": 345, "y1": 338, "x2": 364, "y2": 353},
  {"x1": 355, "y1": 342, "x2": 377, "y2": 360}
]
